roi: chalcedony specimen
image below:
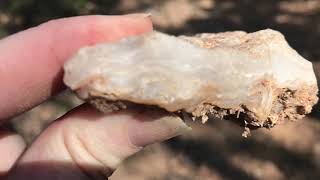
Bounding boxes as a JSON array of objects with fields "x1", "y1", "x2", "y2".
[{"x1": 63, "y1": 29, "x2": 318, "y2": 129}]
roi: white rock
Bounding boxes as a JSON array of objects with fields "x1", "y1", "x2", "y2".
[{"x1": 63, "y1": 29, "x2": 318, "y2": 127}]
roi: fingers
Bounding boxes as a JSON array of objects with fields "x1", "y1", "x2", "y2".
[
  {"x1": 0, "y1": 14, "x2": 153, "y2": 121},
  {"x1": 0, "y1": 128, "x2": 26, "y2": 177},
  {"x1": 7, "y1": 105, "x2": 190, "y2": 180}
]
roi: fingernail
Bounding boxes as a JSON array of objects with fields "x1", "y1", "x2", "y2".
[
  {"x1": 127, "y1": 110, "x2": 191, "y2": 147},
  {"x1": 125, "y1": 13, "x2": 152, "y2": 19}
]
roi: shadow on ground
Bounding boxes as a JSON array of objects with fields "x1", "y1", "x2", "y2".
[{"x1": 166, "y1": 132, "x2": 320, "y2": 180}]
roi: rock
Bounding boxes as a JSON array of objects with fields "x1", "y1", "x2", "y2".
[{"x1": 63, "y1": 29, "x2": 318, "y2": 128}]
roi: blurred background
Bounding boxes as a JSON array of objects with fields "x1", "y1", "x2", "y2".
[{"x1": 1, "y1": 0, "x2": 320, "y2": 179}]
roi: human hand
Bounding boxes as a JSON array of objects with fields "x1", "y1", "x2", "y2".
[{"x1": 0, "y1": 15, "x2": 189, "y2": 180}]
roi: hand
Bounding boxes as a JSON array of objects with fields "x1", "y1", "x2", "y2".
[{"x1": 0, "y1": 15, "x2": 189, "y2": 180}]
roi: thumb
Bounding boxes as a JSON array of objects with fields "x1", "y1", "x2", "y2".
[{"x1": 6, "y1": 105, "x2": 190, "y2": 180}]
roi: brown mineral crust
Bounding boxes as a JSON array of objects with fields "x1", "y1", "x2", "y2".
[
  {"x1": 181, "y1": 29, "x2": 284, "y2": 51},
  {"x1": 267, "y1": 85, "x2": 318, "y2": 126},
  {"x1": 181, "y1": 29, "x2": 291, "y2": 60},
  {"x1": 81, "y1": 83, "x2": 318, "y2": 131},
  {"x1": 86, "y1": 84, "x2": 318, "y2": 128},
  {"x1": 89, "y1": 98, "x2": 128, "y2": 113},
  {"x1": 180, "y1": 31, "x2": 249, "y2": 49},
  {"x1": 187, "y1": 85, "x2": 318, "y2": 129}
]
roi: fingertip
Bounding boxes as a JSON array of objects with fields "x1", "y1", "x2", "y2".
[
  {"x1": 127, "y1": 109, "x2": 191, "y2": 147},
  {"x1": 0, "y1": 130, "x2": 26, "y2": 176},
  {"x1": 0, "y1": 15, "x2": 153, "y2": 121},
  {"x1": 41, "y1": 15, "x2": 153, "y2": 62}
]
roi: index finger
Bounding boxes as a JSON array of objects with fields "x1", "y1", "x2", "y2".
[{"x1": 0, "y1": 14, "x2": 153, "y2": 121}]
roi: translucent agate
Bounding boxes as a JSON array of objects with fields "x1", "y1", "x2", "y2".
[{"x1": 64, "y1": 29, "x2": 318, "y2": 128}]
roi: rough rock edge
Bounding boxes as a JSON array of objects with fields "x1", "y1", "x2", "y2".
[
  {"x1": 86, "y1": 84, "x2": 318, "y2": 136},
  {"x1": 89, "y1": 98, "x2": 128, "y2": 113},
  {"x1": 190, "y1": 85, "x2": 318, "y2": 126}
]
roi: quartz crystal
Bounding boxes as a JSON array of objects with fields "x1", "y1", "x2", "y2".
[{"x1": 63, "y1": 29, "x2": 318, "y2": 128}]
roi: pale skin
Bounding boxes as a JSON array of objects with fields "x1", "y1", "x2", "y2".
[{"x1": 0, "y1": 14, "x2": 187, "y2": 179}]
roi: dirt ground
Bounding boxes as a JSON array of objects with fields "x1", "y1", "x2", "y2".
[{"x1": 1, "y1": 0, "x2": 320, "y2": 179}]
